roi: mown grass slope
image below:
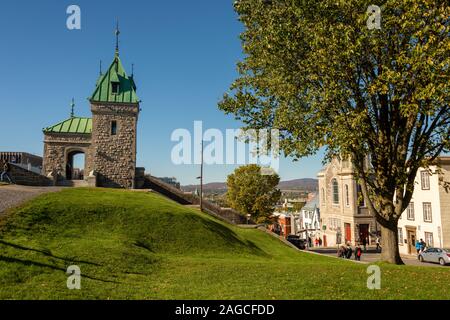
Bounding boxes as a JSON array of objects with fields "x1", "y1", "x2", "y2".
[{"x1": 0, "y1": 188, "x2": 449, "y2": 299}]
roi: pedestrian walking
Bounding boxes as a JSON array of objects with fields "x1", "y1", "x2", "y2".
[
  {"x1": 345, "y1": 242, "x2": 353, "y2": 259},
  {"x1": 415, "y1": 240, "x2": 421, "y2": 255},
  {"x1": 337, "y1": 245, "x2": 347, "y2": 258},
  {"x1": 419, "y1": 239, "x2": 426, "y2": 253},
  {"x1": 376, "y1": 237, "x2": 381, "y2": 252},
  {"x1": 354, "y1": 244, "x2": 362, "y2": 261},
  {"x1": 0, "y1": 161, "x2": 12, "y2": 183},
  {"x1": 362, "y1": 237, "x2": 367, "y2": 252}
]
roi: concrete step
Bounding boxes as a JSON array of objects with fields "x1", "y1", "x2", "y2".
[{"x1": 57, "y1": 180, "x2": 89, "y2": 187}]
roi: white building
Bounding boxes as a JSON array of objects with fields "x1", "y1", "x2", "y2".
[
  {"x1": 397, "y1": 157, "x2": 450, "y2": 255},
  {"x1": 295, "y1": 196, "x2": 321, "y2": 240}
]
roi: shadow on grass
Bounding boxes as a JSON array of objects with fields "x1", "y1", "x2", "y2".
[
  {"x1": 0, "y1": 239, "x2": 101, "y2": 266},
  {"x1": 198, "y1": 217, "x2": 270, "y2": 257},
  {"x1": 134, "y1": 240, "x2": 155, "y2": 253},
  {"x1": 0, "y1": 255, "x2": 119, "y2": 284}
]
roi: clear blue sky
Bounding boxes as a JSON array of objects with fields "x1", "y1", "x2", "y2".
[{"x1": 0, "y1": 0, "x2": 324, "y2": 185}]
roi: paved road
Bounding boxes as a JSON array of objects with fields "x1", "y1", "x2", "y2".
[
  {"x1": 0, "y1": 184, "x2": 62, "y2": 217},
  {"x1": 309, "y1": 247, "x2": 447, "y2": 268}
]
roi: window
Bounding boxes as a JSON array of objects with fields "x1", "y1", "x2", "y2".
[
  {"x1": 424, "y1": 232, "x2": 434, "y2": 247},
  {"x1": 111, "y1": 121, "x2": 117, "y2": 135},
  {"x1": 328, "y1": 217, "x2": 341, "y2": 231},
  {"x1": 406, "y1": 202, "x2": 415, "y2": 221},
  {"x1": 111, "y1": 82, "x2": 120, "y2": 94},
  {"x1": 423, "y1": 202, "x2": 432, "y2": 222},
  {"x1": 332, "y1": 179, "x2": 339, "y2": 205},
  {"x1": 420, "y1": 171, "x2": 430, "y2": 190},
  {"x1": 398, "y1": 228, "x2": 404, "y2": 245},
  {"x1": 357, "y1": 184, "x2": 366, "y2": 207},
  {"x1": 345, "y1": 185, "x2": 350, "y2": 207}
]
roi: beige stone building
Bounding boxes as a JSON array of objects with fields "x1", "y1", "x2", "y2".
[
  {"x1": 317, "y1": 158, "x2": 378, "y2": 247},
  {"x1": 42, "y1": 28, "x2": 140, "y2": 189}
]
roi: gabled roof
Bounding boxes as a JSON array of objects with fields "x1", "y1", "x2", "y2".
[
  {"x1": 43, "y1": 117, "x2": 92, "y2": 134},
  {"x1": 90, "y1": 55, "x2": 139, "y2": 104},
  {"x1": 302, "y1": 196, "x2": 319, "y2": 211}
]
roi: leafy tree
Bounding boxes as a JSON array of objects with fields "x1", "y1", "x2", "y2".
[
  {"x1": 220, "y1": 0, "x2": 449, "y2": 264},
  {"x1": 227, "y1": 164, "x2": 281, "y2": 223},
  {"x1": 292, "y1": 202, "x2": 306, "y2": 212}
]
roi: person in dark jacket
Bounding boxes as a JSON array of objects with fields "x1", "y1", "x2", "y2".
[
  {"x1": 344, "y1": 242, "x2": 352, "y2": 259},
  {"x1": 337, "y1": 245, "x2": 347, "y2": 258},
  {"x1": 362, "y1": 237, "x2": 367, "y2": 252},
  {"x1": 0, "y1": 161, "x2": 12, "y2": 183}
]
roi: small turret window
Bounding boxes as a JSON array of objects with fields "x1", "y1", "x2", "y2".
[
  {"x1": 111, "y1": 121, "x2": 117, "y2": 135},
  {"x1": 111, "y1": 82, "x2": 120, "y2": 94}
]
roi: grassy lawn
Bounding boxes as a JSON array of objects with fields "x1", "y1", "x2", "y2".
[{"x1": 0, "y1": 188, "x2": 448, "y2": 300}]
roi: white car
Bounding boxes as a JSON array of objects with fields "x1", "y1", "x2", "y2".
[{"x1": 418, "y1": 248, "x2": 450, "y2": 266}]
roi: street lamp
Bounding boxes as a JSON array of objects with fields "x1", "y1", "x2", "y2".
[{"x1": 196, "y1": 140, "x2": 204, "y2": 212}]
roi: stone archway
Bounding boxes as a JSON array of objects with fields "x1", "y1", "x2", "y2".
[{"x1": 66, "y1": 149, "x2": 86, "y2": 180}]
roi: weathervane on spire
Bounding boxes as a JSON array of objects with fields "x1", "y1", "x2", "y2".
[
  {"x1": 70, "y1": 98, "x2": 75, "y2": 118},
  {"x1": 115, "y1": 19, "x2": 120, "y2": 57}
]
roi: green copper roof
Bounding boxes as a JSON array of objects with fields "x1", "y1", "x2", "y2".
[
  {"x1": 90, "y1": 55, "x2": 139, "y2": 104},
  {"x1": 43, "y1": 117, "x2": 92, "y2": 134}
]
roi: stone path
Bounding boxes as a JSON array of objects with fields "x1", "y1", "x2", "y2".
[{"x1": 0, "y1": 184, "x2": 62, "y2": 217}]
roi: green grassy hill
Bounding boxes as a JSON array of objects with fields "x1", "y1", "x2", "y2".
[{"x1": 0, "y1": 188, "x2": 449, "y2": 299}]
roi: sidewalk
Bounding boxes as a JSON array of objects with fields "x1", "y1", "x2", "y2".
[
  {"x1": 309, "y1": 246, "x2": 446, "y2": 267},
  {"x1": 0, "y1": 184, "x2": 61, "y2": 217}
]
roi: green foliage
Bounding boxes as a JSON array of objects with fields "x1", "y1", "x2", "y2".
[
  {"x1": 226, "y1": 164, "x2": 281, "y2": 223},
  {"x1": 292, "y1": 202, "x2": 306, "y2": 212},
  {"x1": 220, "y1": 0, "x2": 449, "y2": 262}
]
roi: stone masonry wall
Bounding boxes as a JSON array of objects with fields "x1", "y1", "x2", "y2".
[
  {"x1": 9, "y1": 163, "x2": 52, "y2": 186},
  {"x1": 42, "y1": 133, "x2": 93, "y2": 178},
  {"x1": 91, "y1": 103, "x2": 138, "y2": 189},
  {"x1": 143, "y1": 175, "x2": 250, "y2": 225}
]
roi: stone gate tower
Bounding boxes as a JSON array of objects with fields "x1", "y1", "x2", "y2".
[
  {"x1": 89, "y1": 27, "x2": 140, "y2": 188},
  {"x1": 42, "y1": 26, "x2": 140, "y2": 189}
]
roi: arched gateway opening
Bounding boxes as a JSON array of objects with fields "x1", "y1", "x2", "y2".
[{"x1": 66, "y1": 151, "x2": 85, "y2": 180}]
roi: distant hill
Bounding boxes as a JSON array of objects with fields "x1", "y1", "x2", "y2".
[
  {"x1": 278, "y1": 178, "x2": 318, "y2": 191},
  {"x1": 182, "y1": 178, "x2": 318, "y2": 192},
  {"x1": 182, "y1": 182, "x2": 227, "y2": 192}
]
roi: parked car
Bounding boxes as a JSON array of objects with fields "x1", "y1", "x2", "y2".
[
  {"x1": 418, "y1": 248, "x2": 450, "y2": 266},
  {"x1": 286, "y1": 235, "x2": 306, "y2": 250}
]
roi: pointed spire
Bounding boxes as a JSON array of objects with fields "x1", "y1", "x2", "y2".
[
  {"x1": 99, "y1": 60, "x2": 103, "y2": 76},
  {"x1": 70, "y1": 98, "x2": 75, "y2": 118},
  {"x1": 115, "y1": 19, "x2": 120, "y2": 57},
  {"x1": 131, "y1": 63, "x2": 134, "y2": 77}
]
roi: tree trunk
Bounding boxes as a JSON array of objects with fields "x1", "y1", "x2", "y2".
[{"x1": 380, "y1": 224, "x2": 404, "y2": 265}]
